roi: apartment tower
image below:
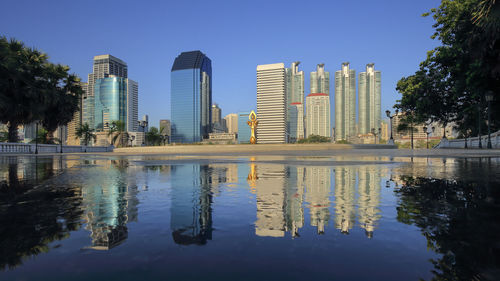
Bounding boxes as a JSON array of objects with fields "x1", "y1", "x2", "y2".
[
  {"x1": 358, "y1": 63, "x2": 381, "y2": 135},
  {"x1": 334, "y1": 62, "x2": 356, "y2": 141}
]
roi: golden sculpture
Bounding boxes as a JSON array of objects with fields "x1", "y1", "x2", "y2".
[{"x1": 247, "y1": 110, "x2": 258, "y2": 144}]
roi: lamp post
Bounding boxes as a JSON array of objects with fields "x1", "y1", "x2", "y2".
[
  {"x1": 423, "y1": 126, "x2": 435, "y2": 149},
  {"x1": 486, "y1": 91, "x2": 493, "y2": 149},
  {"x1": 60, "y1": 126, "x2": 63, "y2": 153},
  {"x1": 371, "y1": 128, "x2": 381, "y2": 144},
  {"x1": 386, "y1": 110, "x2": 394, "y2": 145},
  {"x1": 35, "y1": 121, "x2": 38, "y2": 154}
]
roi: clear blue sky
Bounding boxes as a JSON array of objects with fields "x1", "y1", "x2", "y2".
[{"x1": 1, "y1": 0, "x2": 440, "y2": 128}]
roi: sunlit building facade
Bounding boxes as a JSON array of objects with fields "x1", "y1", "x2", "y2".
[
  {"x1": 358, "y1": 63, "x2": 381, "y2": 135},
  {"x1": 306, "y1": 93, "x2": 330, "y2": 138},
  {"x1": 335, "y1": 62, "x2": 356, "y2": 141},
  {"x1": 171, "y1": 51, "x2": 212, "y2": 143},
  {"x1": 237, "y1": 111, "x2": 251, "y2": 143},
  {"x1": 286, "y1": 62, "x2": 304, "y2": 141}
]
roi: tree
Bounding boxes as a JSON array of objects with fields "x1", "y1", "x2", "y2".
[
  {"x1": 107, "y1": 120, "x2": 127, "y2": 147},
  {"x1": 0, "y1": 36, "x2": 82, "y2": 142},
  {"x1": 75, "y1": 123, "x2": 96, "y2": 146},
  {"x1": 297, "y1": 134, "x2": 331, "y2": 144},
  {"x1": 146, "y1": 126, "x2": 162, "y2": 146}
]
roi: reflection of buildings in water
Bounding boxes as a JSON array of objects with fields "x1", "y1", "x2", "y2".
[
  {"x1": 170, "y1": 164, "x2": 213, "y2": 245},
  {"x1": 305, "y1": 167, "x2": 331, "y2": 234},
  {"x1": 285, "y1": 167, "x2": 304, "y2": 237},
  {"x1": 334, "y1": 167, "x2": 356, "y2": 234},
  {"x1": 255, "y1": 165, "x2": 286, "y2": 237},
  {"x1": 357, "y1": 166, "x2": 381, "y2": 238},
  {"x1": 82, "y1": 162, "x2": 139, "y2": 250}
]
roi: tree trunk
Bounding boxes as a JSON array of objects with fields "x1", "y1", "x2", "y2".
[{"x1": 7, "y1": 122, "x2": 18, "y2": 143}]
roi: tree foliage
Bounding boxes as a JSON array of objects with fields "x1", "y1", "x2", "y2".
[
  {"x1": 107, "y1": 120, "x2": 127, "y2": 147},
  {"x1": 297, "y1": 134, "x2": 331, "y2": 144},
  {"x1": 146, "y1": 126, "x2": 162, "y2": 146},
  {"x1": 75, "y1": 123, "x2": 96, "y2": 146},
  {"x1": 0, "y1": 36, "x2": 82, "y2": 142},
  {"x1": 395, "y1": 0, "x2": 499, "y2": 137}
]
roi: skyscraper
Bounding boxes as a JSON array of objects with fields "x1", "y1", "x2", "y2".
[
  {"x1": 286, "y1": 62, "x2": 304, "y2": 142},
  {"x1": 67, "y1": 82, "x2": 86, "y2": 145},
  {"x1": 127, "y1": 79, "x2": 138, "y2": 132},
  {"x1": 306, "y1": 93, "x2": 330, "y2": 138},
  {"x1": 171, "y1": 51, "x2": 212, "y2": 143},
  {"x1": 224, "y1": 113, "x2": 238, "y2": 134},
  {"x1": 310, "y1": 63, "x2": 330, "y2": 95},
  {"x1": 256, "y1": 63, "x2": 287, "y2": 144},
  {"x1": 335, "y1": 62, "x2": 356, "y2": 141},
  {"x1": 237, "y1": 112, "x2": 251, "y2": 143},
  {"x1": 84, "y1": 55, "x2": 128, "y2": 129},
  {"x1": 358, "y1": 63, "x2": 381, "y2": 135},
  {"x1": 211, "y1": 104, "x2": 221, "y2": 124}
]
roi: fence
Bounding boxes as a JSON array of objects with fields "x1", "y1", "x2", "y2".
[
  {"x1": 435, "y1": 130, "x2": 500, "y2": 149},
  {"x1": 0, "y1": 143, "x2": 113, "y2": 154}
]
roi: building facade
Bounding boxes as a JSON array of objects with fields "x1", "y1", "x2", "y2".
[
  {"x1": 67, "y1": 82, "x2": 86, "y2": 145},
  {"x1": 224, "y1": 113, "x2": 238, "y2": 134},
  {"x1": 306, "y1": 93, "x2": 330, "y2": 138},
  {"x1": 256, "y1": 63, "x2": 287, "y2": 144},
  {"x1": 84, "y1": 55, "x2": 128, "y2": 130},
  {"x1": 127, "y1": 79, "x2": 138, "y2": 132},
  {"x1": 310, "y1": 63, "x2": 330, "y2": 95},
  {"x1": 93, "y1": 76, "x2": 128, "y2": 132},
  {"x1": 237, "y1": 112, "x2": 251, "y2": 143},
  {"x1": 335, "y1": 62, "x2": 356, "y2": 141},
  {"x1": 171, "y1": 51, "x2": 212, "y2": 143},
  {"x1": 358, "y1": 63, "x2": 381, "y2": 135},
  {"x1": 286, "y1": 62, "x2": 304, "y2": 142}
]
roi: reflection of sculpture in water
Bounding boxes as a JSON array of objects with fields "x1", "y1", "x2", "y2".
[
  {"x1": 247, "y1": 110, "x2": 259, "y2": 144},
  {"x1": 170, "y1": 164, "x2": 213, "y2": 245},
  {"x1": 357, "y1": 166, "x2": 381, "y2": 238},
  {"x1": 305, "y1": 167, "x2": 331, "y2": 234},
  {"x1": 334, "y1": 167, "x2": 356, "y2": 234}
]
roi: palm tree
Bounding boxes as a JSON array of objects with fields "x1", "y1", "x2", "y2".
[
  {"x1": 75, "y1": 123, "x2": 96, "y2": 146},
  {"x1": 107, "y1": 120, "x2": 127, "y2": 147}
]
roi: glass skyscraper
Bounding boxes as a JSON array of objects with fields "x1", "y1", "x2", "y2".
[
  {"x1": 171, "y1": 51, "x2": 212, "y2": 143},
  {"x1": 93, "y1": 76, "x2": 128, "y2": 131},
  {"x1": 237, "y1": 112, "x2": 251, "y2": 143},
  {"x1": 358, "y1": 63, "x2": 381, "y2": 135}
]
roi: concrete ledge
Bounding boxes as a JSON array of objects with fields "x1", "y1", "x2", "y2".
[{"x1": 113, "y1": 143, "x2": 397, "y2": 155}]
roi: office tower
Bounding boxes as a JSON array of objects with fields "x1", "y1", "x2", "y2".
[
  {"x1": 127, "y1": 80, "x2": 138, "y2": 132},
  {"x1": 306, "y1": 93, "x2": 331, "y2": 138},
  {"x1": 84, "y1": 55, "x2": 128, "y2": 129},
  {"x1": 305, "y1": 167, "x2": 331, "y2": 234},
  {"x1": 335, "y1": 62, "x2": 356, "y2": 141},
  {"x1": 93, "y1": 76, "x2": 129, "y2": 131},
  {"x1": 237, "y1": 112, "x2": 251, "y2": 143},
  {"x1": 310, "y1": 63, "x2": 330, "y2": 95},
  {"x1": 67, "y1": 82, "x2": 86, "y2": 145},
  {"x1": 159, "y1": 119, "x2": 171, "y2": 137},
  {"x1": 358, "y1": 63, "x2": 381, "y2": 135},
  {"x1": 224, "y1": 113, "x2": 238, "y2": 134},
  {"x1": 256, "y1": 63, "x2": 287, "y2": 144},
  {"x1": 286, "y1": 62, "x2": 304, "y2": 142},
  {"x1": 171, "y1": 51, "x2": 212, "y2": 143}
]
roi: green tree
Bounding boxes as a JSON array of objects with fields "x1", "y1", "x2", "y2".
[
  {"x1": 107, "y1": 120, "x2": 127, "y2": 147},
  {"x1": 297, "y1": 134, "x2": 331, "y2": 144},
  {"x1": 75, "y1": 123, "x2": 96, "y2": 146},
  {"x1": 146, "y1": 126, "x2": 162, "y2": 146},
  {"x1": 0, "y1": 36, "x2": 82, "y2": 143}
]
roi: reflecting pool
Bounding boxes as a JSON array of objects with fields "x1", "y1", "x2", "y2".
[{"x1": 1, "y1": 155, "x2": 499, "y2": 280}]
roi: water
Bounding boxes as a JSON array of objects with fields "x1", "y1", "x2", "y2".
[{"x1": 0, "y1": 155, "x2": 499, "y2": 280}]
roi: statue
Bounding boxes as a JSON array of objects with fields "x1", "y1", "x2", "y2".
[{"x1": 247, "y1": 110, "x2": 258, "y2": 144}]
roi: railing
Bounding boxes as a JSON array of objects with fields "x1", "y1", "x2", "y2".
[
  {"x1": 435, "y1": 130, "x2": 500, "y2": 149},
  {"x1": 0, "y1": 143, "x2": 113, "y2": 154}
]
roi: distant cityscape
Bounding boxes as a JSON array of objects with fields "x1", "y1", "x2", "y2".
[{"x1": 14, "y1": 50, "x2": 456, "y2": 146}]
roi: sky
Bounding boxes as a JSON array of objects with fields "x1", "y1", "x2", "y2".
[{"x1": 1, "y1": 0, "x2": 441, "y2": 128}]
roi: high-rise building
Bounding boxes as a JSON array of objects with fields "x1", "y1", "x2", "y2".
[
  {"x1": 67, "y1": 82, "x2": 86, "y2": 145},
  {"x1": 358, "y1": 63, "x2": 381, "y2": 135},
  {"x1": 127, "y1": 80, "x2": 138, "y2": 132},
  {"x1": 93, "y1": 76, "x2": 130, "y2": 132},
  {"x1": 224, "y1": 113, "x2": 238, "y2": 134},
  {"x1": 286, "y1": 62, "x2": 304, "y2": 142},
  {"x1": 237, "y1": 112, "x2": 251, "y2": 143},
  {"x1": 310, "y1": 63, "x2": 330, "y2": 95},
  {"x1": 84, "y1": 55, "x2": 128, "y2": 129},
  {"x1": 171, "y1": 51, "x2": 212, "y2": 143},
  {"x1": 306, "y1": 93, "x2": 330, "y2": 138},
  {"x1": 256, "y1": 63, "x2": 287, "y2": 144},
  {"x1": 335, "y1": 62, "x2": 356, "y2": 141},
  {"x1": 211, "y1": 104, "x2": 221, "y2": 124}
]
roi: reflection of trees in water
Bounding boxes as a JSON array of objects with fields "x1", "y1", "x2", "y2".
[
  {"x1": 0, "y1": 157, "x2": 83, "y2": 270},
  {"x1": 395, "y1": 176, "x2": 500, "y2": 280}
]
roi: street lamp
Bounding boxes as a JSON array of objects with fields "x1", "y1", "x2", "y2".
[
  {"x1": 386, "y1": 110, "x2": 395, "y2": 145},
  {"x1": 35, "y1": 121, "x2": 39, "y2": 154},
  {"x1": 486, "y1": 91, "x2": 493, "y2": 149},
  {"x1": 371, "y1": 127, "x2": 381, "y2": 144},
  {"x1": 423, "y1": 126, "x2": 435, "y2": 149},
  {"x1": 60, "y1": 126, "x2": 63, "y2": 154}
]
